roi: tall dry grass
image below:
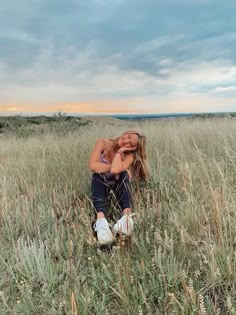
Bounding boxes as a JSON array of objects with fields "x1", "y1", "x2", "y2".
[{"x1": 0, "y1": 117, "x2": 236, "y2": 314}]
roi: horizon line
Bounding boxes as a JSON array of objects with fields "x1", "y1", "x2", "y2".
[{"x1": 0, "y1": 110, "x2": 235, "y2": 117}]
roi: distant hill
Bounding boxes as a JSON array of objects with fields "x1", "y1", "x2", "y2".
[
  {"x1": 0, "y1": 112, "x2": 235, "y2": 138},
  {"x1": 110, "y1": 112, "x2": 236, "y2": 120}
]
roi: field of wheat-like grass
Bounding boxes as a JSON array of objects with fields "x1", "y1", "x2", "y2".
[{"x1": 0, "y1": 117, "x2": 236, "y2": 314}]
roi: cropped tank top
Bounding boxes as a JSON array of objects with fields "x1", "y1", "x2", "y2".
[
  {"x1": 100, "y1": 151, "x2": 110, "y2": 164},
  {"x1": 100, "y1": 150, "x2": 120, "y2": 181},
  {"x1": 99, "y1": 140, "x2": 132, "y2": 181}
]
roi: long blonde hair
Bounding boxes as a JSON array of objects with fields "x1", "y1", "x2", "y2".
[{"x1": 108, "y1": 130, "x2": 149, "y2": 180}]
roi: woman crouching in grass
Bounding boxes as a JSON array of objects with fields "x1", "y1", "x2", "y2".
[{"x1": 88, "y1": 130, "x2": 148, "y2": 245}]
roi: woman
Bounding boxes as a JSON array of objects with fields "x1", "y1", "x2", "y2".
[{"x1": 88, "y1": 130, "x2": 148, "y2": 245}]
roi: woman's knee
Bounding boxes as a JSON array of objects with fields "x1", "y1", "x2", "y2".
[
  {"x1": 92, "y1": 172, "x2": 104, "y2": 180},
  {"x1": 91, "y1": 173, "x2": 107, "y2": 187},
  {"x1": 118, "y1": 171, "x2": 129, "y2": 180}
]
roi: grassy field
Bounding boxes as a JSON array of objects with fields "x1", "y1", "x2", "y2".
[{"x1": 0, "y1": 116, "x2": 236, "y2": 314}]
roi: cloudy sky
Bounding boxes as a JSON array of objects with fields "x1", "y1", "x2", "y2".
[{"x1": 0, "y1": 0, "x2": 236, "y2": 115}]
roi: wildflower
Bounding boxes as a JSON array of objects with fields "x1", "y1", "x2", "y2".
[
  {"x1": 226, "y1": 255, "x2": 232, "y2": 275},
  {"x1": 194, "y1": 270, "x2": 201, "y2": 279},
  {"x1": 164, "y1": 229, "x2": 169, "y2": 243},
  {"x1": 199, "y1": 260, "x2": 203, "y2": 270},
  {"x1": 226, "y1": 295, "x2": 233, "y2": 312},
  {"x1": 182, "y1": 270, "x2": 187, "y2": 279},
  {"x1": 69, "y1": 240, "x2": 74, "y2": 258},
  {"x1": 151, "y1": 257, "x2": 156, "y2": 271},
  {"x1": 215, "y1": 267, "x2": 221, "y2": 277},
  {"x1": 188, "y1": 278, "x2": 194, "y2": 294},
  {"x1": 59, "y1": 300, "x2": 66, "y2": 312},
  {"x1": 154, "y1": 230, "x2": 162, "y2": 244},
  {"x1": 67, "y1": 260, "x2": 71, "y2": 273},
  {"x1": 145, "y1": 232, "x2": 150, "y2": 244},
  {"x1": 54, "y1": 238, "x2": 60, "y2": 252},
  {"x1": 199, "y1": 294, "x2": 206, "y2": 315},
  {"x1": 180, "y1": 227, "x2": 186, "y2": 244},
  {"x1": 138, "y1": 305, "x2": 143, "y2": 315},
  {"x1": 130, "y1": 275, "x2": 134, "y2": 284},
  {"x1": 202, "y1": 255, "x2": 209, "y2": 265}
]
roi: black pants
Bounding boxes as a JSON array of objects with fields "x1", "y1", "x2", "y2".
[{"x1": 91, "y1": 171, "x2": 132, "y2": 216}]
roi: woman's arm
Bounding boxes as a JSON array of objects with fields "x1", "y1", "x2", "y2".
[
  {"x1": 110, "y1": 152, "x2": 135, "y2": 174},
  {"x1": 88, "y1": 139, "x2": 111, "y2": 173}
]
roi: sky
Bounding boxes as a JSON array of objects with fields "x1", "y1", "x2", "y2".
[{"x1": 0, "y1": 0, "x2": 236, "y2": 115}]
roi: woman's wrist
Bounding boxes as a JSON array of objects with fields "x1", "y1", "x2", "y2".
[{"x1": 116, "y1": 150, "x2": 124, "y2": 159}]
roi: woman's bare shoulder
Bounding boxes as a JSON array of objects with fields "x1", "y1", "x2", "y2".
[
  {"x1": 93, "y1": 138, "x2": 106, "y2": 150},
  {"x1": 104, "y1": 139, "x2": 114, "y2": 150},
  {"x1": 93, "y1": 138, "x2": 113, "y2": 153}
]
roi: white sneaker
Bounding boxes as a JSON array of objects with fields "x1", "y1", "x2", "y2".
[
  {"x1": 113, "y1": 214, "x2": 134, "y2": 236},
  {"x1": 93, "y1": 218, "x2": 114, "y2": 245}
]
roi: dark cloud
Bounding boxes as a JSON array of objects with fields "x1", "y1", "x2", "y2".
[
  {"x1": 0, "y1": 0, "x2": 235, "y2": 107},
  {"x1": 1, "y1": 0, "x2": 236, "y2": 69}
]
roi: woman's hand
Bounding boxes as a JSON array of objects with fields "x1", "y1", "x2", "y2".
[
  {"x1": 118, "y1": 146, "x2": 137, "y2": 153},
  {"x1": 116, "y1": 147, "x2": 137, "y2": 161},
  {"x1": 110, "y1": 150, "x2": 135, "y2": 174}
]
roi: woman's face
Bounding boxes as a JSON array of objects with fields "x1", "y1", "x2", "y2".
[{"x1": 118, "y1": 133, "x2": 139, "y2": 149}]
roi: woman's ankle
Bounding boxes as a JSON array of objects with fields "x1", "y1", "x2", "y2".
[
  {"x1": 97, "y1": 212, "x2": 105, "y2": 220},
  {"x1": 122, "y1": 208, "x2": 132, "y2": 216}
]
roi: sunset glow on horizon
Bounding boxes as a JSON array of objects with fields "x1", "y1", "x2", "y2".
[{"x1": 1, "y1": 95, "x2": 235, "y2": 115}]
